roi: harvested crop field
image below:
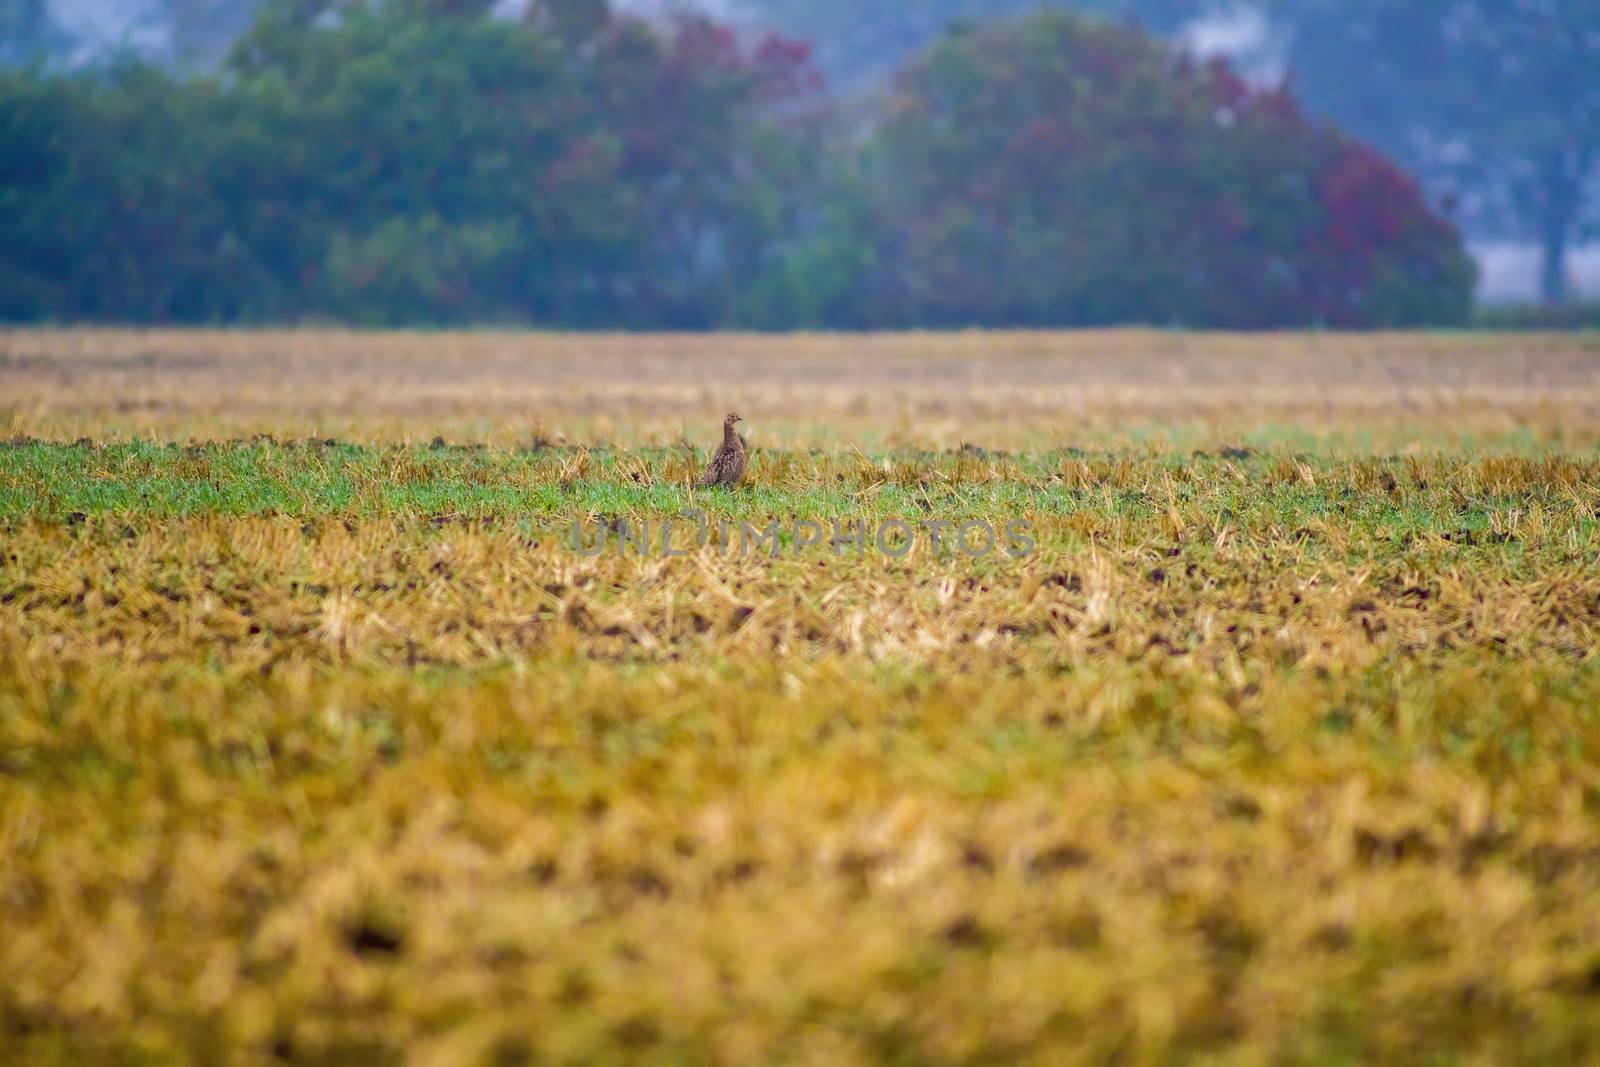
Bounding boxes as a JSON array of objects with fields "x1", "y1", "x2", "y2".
[{"x1": 2, "y1": 329, "x2": 1600, "y2": 1066}]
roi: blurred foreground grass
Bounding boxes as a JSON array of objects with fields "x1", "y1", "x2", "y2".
[{"x1": 2, "y1": 332, "x2": 1600, "y2": 1065}]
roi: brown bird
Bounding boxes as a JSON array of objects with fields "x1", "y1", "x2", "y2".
[{"x1": 698, "y1": 413, "x2": 748, "y2": 488}]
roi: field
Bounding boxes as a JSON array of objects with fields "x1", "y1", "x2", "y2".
[{"x1": 3, "y1": 329, "x2": 1600, "y2": 1066}]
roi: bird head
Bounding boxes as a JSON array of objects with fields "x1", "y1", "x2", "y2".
[{"x1": 724, "y1": 413, "x2": 744, "y2": 427}]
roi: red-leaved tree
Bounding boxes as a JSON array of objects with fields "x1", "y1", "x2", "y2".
[{"x1": 855, "y1": 12, "x2": 1476, "y2": 328}]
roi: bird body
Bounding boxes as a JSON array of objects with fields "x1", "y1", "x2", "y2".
[{"x1": 699, "y1": 413, "x2": 747, "y2": 488}]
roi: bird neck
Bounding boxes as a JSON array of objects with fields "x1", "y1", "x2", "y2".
[{"x1": 723, "y1": 423, "x2": 741, "y2": 447}]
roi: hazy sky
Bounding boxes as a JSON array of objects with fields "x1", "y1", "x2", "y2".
[{"x1": 47, "y1": 0, "x2": 168, "y2": 58}]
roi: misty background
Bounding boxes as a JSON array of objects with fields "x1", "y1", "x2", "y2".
[{"x1": 2, "y1": 0, "x2": 1596, "y2": 321}]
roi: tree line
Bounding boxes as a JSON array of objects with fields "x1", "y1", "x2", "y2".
[
  {"x1": 731, "y1": 0, "x2": 1597, "y2": 307},
  {"x1": 0, "y1": 0, "x2": 1476, "y2": 328}
]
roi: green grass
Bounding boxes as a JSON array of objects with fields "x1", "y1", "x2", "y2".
[
  {"x1": 4, "y1": 435, "x2": 1600, "y2": 1066},
  {"x1": 3, "y1": 441, "x2": 1596, "y2": 550}
]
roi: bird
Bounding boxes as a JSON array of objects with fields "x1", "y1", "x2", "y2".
[{"x1": 698, "y1": 412, "x2": 747, "y2": 488}]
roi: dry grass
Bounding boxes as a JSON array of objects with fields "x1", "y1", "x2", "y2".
[
  {"x1": 4, "y1": 328, "x2": 1599, "y2": 448},
  {"x1": 2, "y1": 331, "x2": 1599, "y2": 1065}
]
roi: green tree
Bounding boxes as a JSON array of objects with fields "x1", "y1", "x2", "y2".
[
  {"x1": 0, "y1": 0, "x2": 830, "y2": 325},
  {"x1": 0, "y1": 62, "x2": 254, "y2": 320},
  {"x1": 211, "y1": 0, "x2": 831, "y2": 325}
]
